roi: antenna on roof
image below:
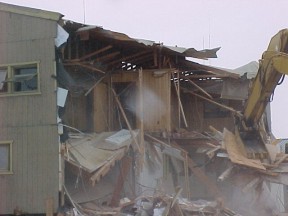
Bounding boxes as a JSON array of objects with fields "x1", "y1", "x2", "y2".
[{"x1": 83, "y1": 0, "x2": 86, "y2": 24}]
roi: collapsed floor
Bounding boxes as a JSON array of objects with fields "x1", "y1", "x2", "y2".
[{"x1": 60, "y1": 127, "x2": 288, "y2": 216}]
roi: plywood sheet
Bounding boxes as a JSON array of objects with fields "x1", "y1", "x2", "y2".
[
  {"x1": 223, "y1": 128, "x2": 266, "y2": 170},
  {"x1": 65, "y1": 131, "x2": 135, "y2": 173}
]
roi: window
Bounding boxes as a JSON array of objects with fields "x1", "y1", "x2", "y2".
[
  {"x1": 0, "y1": 141, "x2": 12, "y2": 174},
  {"x1": 0, "y1": 62, "x2": 39, "y2": 95}
]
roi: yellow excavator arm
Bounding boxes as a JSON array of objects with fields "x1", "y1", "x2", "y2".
[{"x1": 243, "y1": 29, "x2": 288, "y2": 129}]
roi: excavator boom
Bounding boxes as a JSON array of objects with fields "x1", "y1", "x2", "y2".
[{"x1": 243, "y1": 29, "x2": 288, "y2": 128}]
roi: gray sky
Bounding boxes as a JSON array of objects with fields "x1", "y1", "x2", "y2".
[{"x1": 2, "y1": 0, "x2": 288, "y2": 138}]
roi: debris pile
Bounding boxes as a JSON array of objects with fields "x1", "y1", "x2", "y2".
[{"x1": 64, "y1": 195, "x2": 240, "y2": 216}]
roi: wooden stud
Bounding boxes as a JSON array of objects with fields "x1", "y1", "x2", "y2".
[
  {"x1": 139, "y1": 68, "x2": 144, "y2": 152},
  {"x1": 110, "y1": 156, "x2": 132, "y2": 207},
  {"x1": 172, "y1": 72, "x2": 188, "y2": 127}
]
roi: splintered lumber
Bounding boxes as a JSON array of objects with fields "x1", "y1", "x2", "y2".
[
  {"x1": 110, "y1": 156, "x2": 132, "y2": 207},
  {"x1": 145, "y1": 134, "x2": 221, "y2": 197},
  {"x1": 111, "y1": 88, "x2": 141, "y2": 152},
  {"x1": 223, "y1": 128, "x2": 266, "y2": 170},
  {"x1": 90, "y1": 149, "x2": 126, "y2": 185}
]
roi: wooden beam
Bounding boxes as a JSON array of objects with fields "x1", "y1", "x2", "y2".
[
  {"x1": 72, "y1": 62, "x2": 106, "y2": 74},
  {"x1": 139, "y1": 68, "x2": 144, "y2": 152},
  {"x1": 79, "y1": 45, "x2": 113, "y2": 61},
  {"x1": 111, "y1": 88, "x2": 141, "y2": 152},
  {"x1": 186, "y1": 78, "x2": 213, "y2": 99},
  {"x1": 110, "y1": 156, "x2": 132, "y2": 207},
  {"x1": 183, "y1": 153, "x2": 190, "y2": 199},
  {"x1": 96, "y1": 51, "x2": 121, "y2": 63},
  {"x1": 180, "y1": 74, "x2": 228, "y2": 79},
  {"x1": 181, "y1": 87, "x2": 243, "y2": 118},
  {"x1": 177, "y1": 71, "x2": 181, "y2": 128},
  {"x1": 131, "y1": 53, "x2": 153, "y2": 64},
  {"x1": 85, "y1": 74, "x2": 107, "y2": 96},
  {"x1": 108, "y1": 50, "x2": 151, "y2": 66}
]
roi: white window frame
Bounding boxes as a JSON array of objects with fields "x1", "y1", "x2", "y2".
[
  {"x1": 0, "y1": 61, "x2": 40, "y2": 96},
  {"x1": 0, "y1": 141, "x2": 13, "y2": 174}
]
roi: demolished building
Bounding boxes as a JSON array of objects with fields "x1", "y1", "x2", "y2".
[{"x1": 0, "y1": 2, "x2": 288, "y2": 216}]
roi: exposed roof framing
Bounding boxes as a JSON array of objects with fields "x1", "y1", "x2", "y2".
[
  {"x1": 77, "y1": 45, "x2": 113, "y2": 62},
  {"x1": 62, "y1": 21, "x2": 239, "y2": 80}
]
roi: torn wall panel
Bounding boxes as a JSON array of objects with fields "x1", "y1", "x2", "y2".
[{"x1": 64, "y1": 131, "x2": 135, "y2": 174}]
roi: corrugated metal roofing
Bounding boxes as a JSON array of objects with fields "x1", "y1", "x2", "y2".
[{"x1": 76, "y1": 25, "x2": 221, "y2": 60}]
